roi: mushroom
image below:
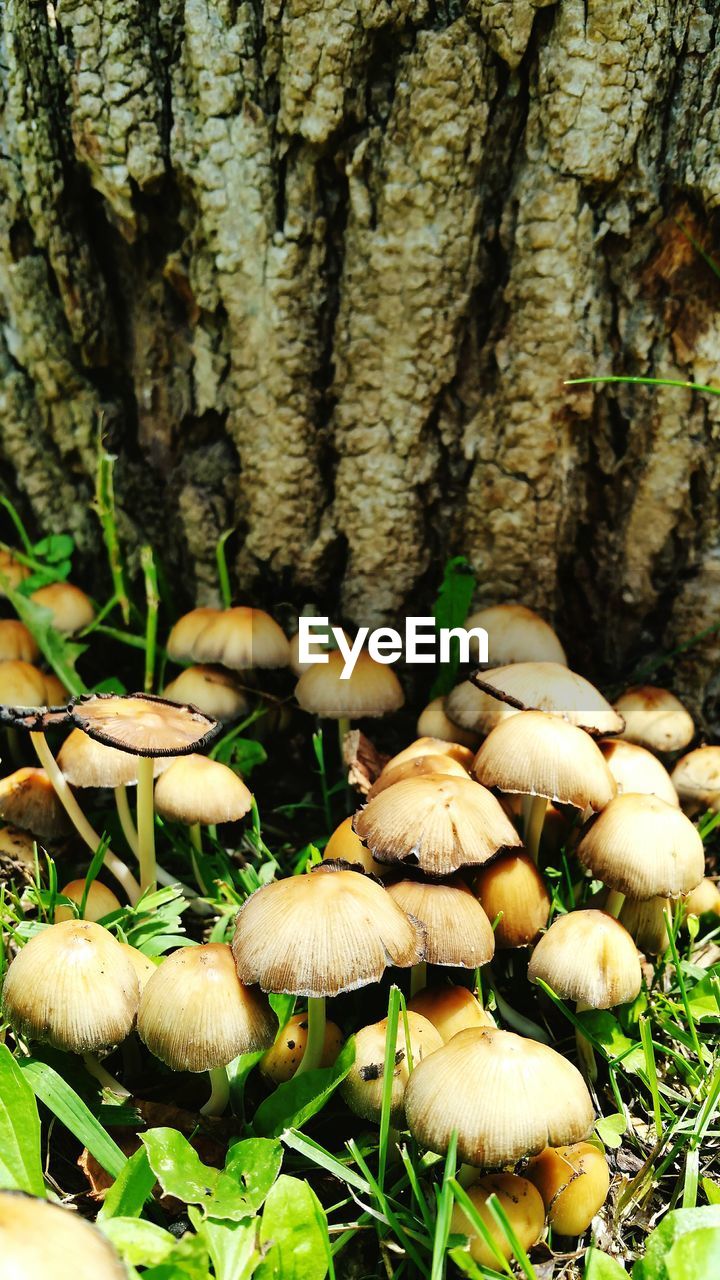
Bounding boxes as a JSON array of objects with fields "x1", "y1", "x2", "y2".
[
  {"x1": 167, "y1": 607, "x2": 222, "y2": 663},
  {"x1": 387, "y1": 878, "x2": 494, "y2": 996},
  {"x1": 526, "y1": 1142, "x2": 610, "y2": 1236},
  {"x1": 137, "y1": 942, "x2": 276, "y2": 1114},
  {"x1": 451, "y1": 1173, "x2": 545, "y2": 1267},
  {"x1": 404, "y1": 1027, "x2": 594, "y2": 1167},
  {"x1": 416, "y1": 697, "x2": 479, "y2": 749},
  {"x1": 684, "y1": 877, "x2": 720, "y2": 920},
  {"x1": 469, "y1": 662, "x2": 624, "y2": 736},
  {"x1": 341, "y1": 1012, "x2": 442, "y2": 1127},
  {"x1": 295, "y1": 648, "x2": 404, "y2": 758},
  {"x1": 0, "y1": 661, "x2": 48, "y2": 708},
  {"x1": 0, "y1": 548, "x2": 30, "y2": 592},
  {"x1": 231, "y1": 863, "x2": 425, "y2": 1073},
  {"x1": 353, "y1": 774, "x2": 522, "y2": 877},
  {"x1": 0, "y1": 1191, "x2": 126, "y2": 1279},
  {"x1": 367, "y1": 753, "x2": 469, "y2": 800},
  {"x1": 120, "y1": 943, "x2": 157, "y2": 991},
  {"x1": 599, "y1": 738, "x2": 679, "y2": 806},
  {"x1": 408, "y1": 985, "x2": 494, "y2": 1042},
  {"x1": 289, "y1": 626, "x2": 351, "y2": 676},
  {"x1": 671, "y1": 746, "x2": 720, "y2": 815},
  {"x1": 614, "y1": 685, "x2": 694, "y2": 755},
  {"x1": 618, "y1": 895, "x2": 672, "y2": 956},
  {"x1": 30, "y1": 582, "x2": 95, "y2": 634},
  {"x1": 260, "y1": 1012, "x2": 344, "y2": 1083},
  {"x1": 191, "y1": 607, "x2": 290, "y2": 671},
  {"x1": 466, "y1": 603, "x2": 567, "y2": 666},
  {"x1": 163, "y1": 665, "x2": 248, "y2": 723},
  {"x1": 527, "y1": 909, "x2": 642, "y2": 1078},
  {"x1": 0, "y1": 621, "x2": 39, "y2": 664},
  {"x1": 55, "y1": 878, "x2": 122, "y2": 923},
  {"x1": 472, "y1": 711, "x2": 616, "y2": 861},
  {"x1": 0, "y1": 767, "x2": 70, "y2": 839},
  {"x1": 445, "y1": 679, "x2": 515, "y2": 736},
  {"x1": 473, "y1": 851, "x2": 551, "y2": 950},
  {"x1": 42, "y1": 673, "x2": 69, "y2": 705},
  {"x1": 322, "y1": 814, "x2": 387, "y2": 877},
  {"x1": 153, "y1": 754, "x2": 253, "y2": 893},
  {"x1": 384, "y1": 737, "x2": 475, "y2": 771}
]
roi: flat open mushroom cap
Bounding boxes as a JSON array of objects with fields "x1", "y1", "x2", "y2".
[
  {"x1": 466, "y1": 604, "x2": 567, "y2": 666},
  {"x1": 57, "y1": 728, "x2": 170, "y2": 788},
  {"x1": 295, "y1": 649, "x2": 404, "y2": 719},
  {"x1": 163, "y1": 665, "x2": 248, "y2": 723},
  {"x1": 387, "y1": 879, "x2": 494, "y2": 967},
  {"x1": 69, "y1": 693, "x2": 219, "y2": 757},
  {"x1": 405, "y1": 1027, "x2": 594, "y2": 1168},
  {"x1": 0, "y1": 767, "x2": 70, "y2": 838},
  {"x1": 2, "y1": 920, "x2": 139, "y2": 1053},
  {"x1": 192, "y1": 607, "x2": 290, "y2": 670},
  {"x1": 367, "y1": 753, "x2": 469, "y2": 800},
  {"x1": 0, "y1": 621, "x2": 39, "y2": 664},
  {"x1": 576, "y1": 793, "x2": 705, "y2": 899},
  {"x1": 355, "y1": 774, "x2": 522, "y2": 877},
  {"x1": 472, "y1": 711, "x2": 617, "y2": 810},
  {"x1": 671, "y1": 746, "x2": 720, "y2": 814},
  {"x1": 138, "y1": 943, "x2": 276, "y2": 1072},
  {"x1": 528, "y1": 909, "x2": 642, "y2": 1008},
  {"x1": 0, "y1": 660, "x2": 48, "y2": 708},
  {"x1": 154, "y1": 754, "x2": 253, "y2": 825},
  {"x1": 167, "y1": 607, "x2": 222, "y2": 662},
  {"x1": 231, "y1": 865, "x2": 425, "y2": 997},
  {"x1": 471, "y1": 663, "x2": 623, "y2": 736},
  {"x1": 0, "y1": 1192, "x2": 126, "y2": 1280},
  {"x1": 614, "y1": 685, "x2": 694, "y2": 754},
  {"x1": 30, "y1": 582, "x2": 95, "y2": 635},
  {"x1": 600, "y1": 738, "x2": 679, "y2": 806}
]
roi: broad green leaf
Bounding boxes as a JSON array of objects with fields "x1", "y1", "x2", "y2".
[
  {"x1": 18, "y1": 1057, "x2": 126, "y2": 1178},
  {"x1": 253, "y1": 1037, "x2": 355, "y2": 1139},
  {"x1": 98, "y1": 1147, "x2": 155, "y2": 1222},
  {"x1": 141, "y1": 1128, "x2": 257, "y2": 1221},
  {"x1": 224, "y1": 1139, "x2": 283, "y2": 1212},
  {"x1": 595, "y1": 1113, "x2": 627, "y2": 1150},
  {"x1": 633, "y1": 1207, "x2": 720, "y2": 1280},
  {"x1": 0, "y1": 1045, "x2": 45, "y2": 1195},
  {"x1": 585, "y1": 1248, "x2": 628, "y2": 1279},
  {"x1": 190, "y1": 1209, "x2": 260, "y2": 1280},
  {"x1": 140, "y1": 1231, "x2": 212, "y2": 1280},
  {"x1": 102, "y1": 1218, "x2": 177, "y2": 1267},
  {"x1": 665, "y1": 1228, "x2": 720, "y2": 1279},
  {"x1": 256, "y1": 1175, "x2": 329, "y2": 1280},
  {"x1": 686, "y1": 974, "x2": 720, "y2": 1021},
  {"x1": 702, "y1": 1177, "x2": 720, "y2": 1205}
]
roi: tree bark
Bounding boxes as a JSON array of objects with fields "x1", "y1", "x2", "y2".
[{"x1": 1, "y1": 0, "x2": 719, "y2": 720}]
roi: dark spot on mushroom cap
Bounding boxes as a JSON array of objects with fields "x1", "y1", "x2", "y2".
[{"x1": 287, "y1": 1040, "x2": 296, "y2": 1050}]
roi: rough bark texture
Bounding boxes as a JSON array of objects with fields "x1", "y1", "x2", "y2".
[{"x1": 1, "y1": 0, "x2": 719, "y2": 720}]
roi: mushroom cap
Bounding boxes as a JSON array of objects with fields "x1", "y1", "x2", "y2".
[
  {"x1": 386, "y1": 879, "x2": 494, "y2": 968},
  {"x1": 30, "y1": 582, "x2": 95, "y2": 635},
  {"x1": 231, "y1": 865, "x2": 425, "y2": 998},
  {"x1": 0, "y1": 660, "x2": 48, "y2": 708},
  {"x1": 55, "y1": 879, "x2": 122, "y2": 924},
  {"x1": 474, "y1": 851, "x2": 550, "y2": 949},
  {"x1": 192, "y1": 607, "x2": 290, "y2": 670},
  {"x1": 614, "y1": 685, "x2": 694, "y2": 754},
  {"x1": 137, "y1": 942, "x2": 276, "y2": 1072},
  {"x1": 0, "y1": 1192, "x2": 126, "y2": 1280},
  {"x1": 167, "y1": 607, "x2": 222, "y2": 663},
  {"x1": 69, "y1": 693, "x2": 219, "y2": 757},
  {"x1": 472, "y1": 711, "x2": 617, "y2": 810},
  {"x1": 42, "y1": 673, "x2": 69, "y2": 705},
  {"x1": 119, "y1": 943, "x2": 157, "y2": 991},
  {"x1": 385, "y1": 737, "x2": 474, "y2": 771},
  {"x1": 0, "y1": 767, "x2": 70, "y2": 838},
  {"x1": 367, "y1": 753, "x2": 469, "y2": 800},
  {"x1": 600, "y1": 738, "x2": 679, "y2": 806},
  {"x1": 154, "y1": 754, "x2": 253, "y2": 825},
  {"x1": 450, "y1": 1174, "x2": 545, "y2": 1267},
  {"x1": 576, "y1": 793, "x2": 704, "y2": 899},
  {"x1": 526, "y1": 1143, "x2": 610, "y2": 1236},
  {"x1": 260, "y1": 1012, "x2": 343, "y2": 1083},
  {"x1": 466, "y1": 604, "x2": 567, "y2": 666},
  {"x1": 0, "y1": 621, "x2": 39, "y2": 664},
  {"x1": 619, "y1": 896, "x2": 671, "y2": 955},
  {"x1": 471, "y1": 663, "x2": 623, "y2": 736},
  {"x1": 684, "y1": 878, "x2": 720, "y2": 918},
  {"x1": 527, "y1": 909, "x2": 642, "y2": 1008},
  {"x1": 0, "y1": 824, "x2": 37, "y2": 869},
  {"x1": 671, "y1": 746, "x2": 720, "y2": 814},
  {"x1": 295, "y1": 649, "x2": 404, "y2": 719},
  {"x1": 416, "y1": 697, "x2": 480, "y2": 749},
  {"x1": 445, "y1": 680, "x2": 513, "y2": 734},
  {"x1": 353, "y1": 774, "x2": 522, "y2": 878},
  {"x1": 0, "y1": 549, "x2": 30, "y2": 592},
  {"x1": 408, "y1": 985, "x2": 493, "y2": 1042},
  {"x1": 289, "y1": 627, "x2": 351, "y2": 676},
  {"x1": 57, "y1": 729, "x2": 171, "y2": 788},
  {"x1": 163, "y1": 665, "x2": 248, "y2": 723},
  {"x1": 341, "y1": 1012, "x2": 443, "y2": 1126},
  {"x1": 2, "y1": 920, "x2": 139, "y2": 1052},
  {"x1": 322, "y1": 815, "x2": 387, "y2": 877},
  {"x1": 405, "y1": 1026, "x2": 594, "y2": 1168}
]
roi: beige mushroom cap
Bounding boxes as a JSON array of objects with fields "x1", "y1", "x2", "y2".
[
  {"x1": 405, "y1": 1027, "x2": 594, "y2": 1168},
  {"x1": 70, "y1": 693, "x2": 219, "y2": 757},
  {"x1": 137, "y1": 942, "x2": 276, "y2": 1072},
  {"x1": 445, "y1": 680, "x2": 513, "y2": 735},
  {"x1": 231, "y1": 865, "x2": 425, "y2": 998},
  {"x1": 471, "y1": 663, "x2": 623, "y2": 737},
  {"x1": 0, "y1": 767, "x2": 70, "y2": 838},
  {"x1": 671, "y1": 746, "x2": 720, "y2": 814},
  {"x1": 55, "y1": 879, "x2": 122, "y2": 924},
  {"x1": 576, "y1": 793, "x2": 704, "y2": 899},
  {"x1": 684, "y1": 878, "x2": 720, "y2": 918},
  {"x1": 528, "y1": 910, "x2": 642, "y2": 1008},
  {"x1": 0, "y1": 621, "x2": 39, "y2": 664},
  {"x1": 289, "y1": 627, "x2": 351, "y2": 676},
  {"x1": 600, "y1": 738, "x2": 679, "y2": 806},
  {"x1": 57, "y1": 729, "x2": 170, "y2": 788},
  {"x1": 619, "y1": 896, "x2": 672, "y2": 955},
  {"x1": 385, "y1": 738, "x2": 474, "y2": 772},
  {"x1": 154, "y1": 754, "x2": 253, "y2": 825},
  {"x1": 474, "y1": 851, "x2": 550, "y2": 950},
  {"x1": 614, "y1": 685, "x2": 694, "y2": 754},
  {"x1": 0, "y1": 1192, "x2": 126, "y2": 1280},
  {"x1": 387, "y1": 879, "x2": 494, "y2": 968},
  {"x1": 341, "y1": 1013, "x2": 443, "y2": 1126},
  {"x1": 295, "y1": 649, "x2": 404, "y2": 719},
  {"x1": 408, "y1": 985, "x2": 494, "y2": 1042},
  {"x1": 466, "y1": 604, "x2": 567, "y2": 666},
  {"x1": 167, "y1": 607, "x2": 222, "y2": 663},
  {"x1": 367, "y1": 753, "x2": 468, "y2": 800},
  {"x1": 192, "y1": 607, "x2": 290, "y2": 670},
  {"x1": 416, "y1": 698, "x2": 480, "y2": 749},
  {"x1": 472, "y1": 711, "x2": 617, "y2": 811},
  {"x1": 354, "y1": 774, "x2": 522, "y2": 878},
  {"x1": 2, "y1": 920, "x2": 139, "y2": 1053},
  {"x1": 322, "y1": 815, "x2": 387, "y2": 877},
  {"x1": 0, "y1": 549, "x2": 30, "y2": 593},
  {"x1": 119, "y1": 943, "x2": 157, "y2": 991},
  {"x1": 30, "y1": 582, "x2": 95, "y2": 635},
  {"x1": 0, "y1": 660, "x2": 48, "y2": 708},
  {"x1": 163, "y1": 665, "x2": 248, "y2": 723}
]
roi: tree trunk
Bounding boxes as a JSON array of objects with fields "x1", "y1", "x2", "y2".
[{"x1": 1, "y1": 0, "x2": 718, "y2": 720}]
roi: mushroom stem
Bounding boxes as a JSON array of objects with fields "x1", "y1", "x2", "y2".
[
  {"x1": 200, "y1": 1066, "x2": 230, "y2": 1116},
  {"x1": 114, "y1": 785, "x2": 139, "y2": 856},
  {"x1": 410, "y1": 962, "x2": 427, "y2": 998},
  {"x1": 136, "y1": 756, "x2": 157, "y2": 894},
  {"x1": 30, "y1": 732, "x2": 142, "y2": 905},
  {"x1": 82, "y1": 1053, "x2": 131, "y2": 1098},
  {"x1": 189, "y1": 823, "x2": 209, "y2": 896},
  {"x1": 575, "y1": 1001, "x2": 597, "y2": 1082},
  {"x1": 605, "y1": 890, "x2": 626, "y2": 919},
  {"x1": 523, "y1": 795, "x2": 548, "y2": 864},
  {"x1": 294, "y1": 996, "x2": 326, "y2": 1076}
]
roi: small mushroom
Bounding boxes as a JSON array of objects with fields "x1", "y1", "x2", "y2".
[
  {"x1": 192, "y1": 606, "x2": 290, "y2": 670},
  {"x1": 163, "y1": 665, "x2": 248, "y2": 723},
  {"x1": 469, "y1": 662, "x2": 624, "y2": 736},
  {"x1": 614, "y1": 685, "x2": 694, "y2": 755},
  {"x1": 322, "y1": 814, "x2": 387, "y2": 877},
  {"x1": 526, "y1": 1142, "x2": 610, "y2": 1236},
  {"x1": 408, "y1": 985, "x2": 493, "y2": 1042},
  {"x1": 55, "y1": 879, "x2": 122, "y2": 923},
  {"x1": 387, "y1": 877, "x2": 494, "y2": 996},
  {"x1": 260, "y1": 1012, "x2": 343, "y2": 1083},
  {"x1": 466, "y1": 603, "x2": 567, "y2": 665},
  {"x1": 671, "y1": 746, "x2": 720, "y2": 815},
  {"x1": 416, "y1": 697, "x2": 479, "y2": 749},
  {"x1": 474, "y1": 851, "x2": 551, "y2": 949},
  {"x1": 341, "y1": 1012, "x2": 442, "y2": 1127},
  {"x1": 600, "y1": 738, "x2": 679, "y2": 806},
  {"x1": 0, "y1": 621, "x2": 39, "y2": 664},
  {"x1": 451, "y1": 1173, "x2": 545, "y2": 1267},
  {"x1": 30, "y1": 582, "x2": 95, "y2": 635}
]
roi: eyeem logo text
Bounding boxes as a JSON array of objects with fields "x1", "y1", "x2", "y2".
[{"x1": 297, "y1": 617, "x2": 489, "y2": 680}]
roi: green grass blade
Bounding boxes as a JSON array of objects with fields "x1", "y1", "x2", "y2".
[{"x1": 18, "y1": 1057, "x2": 127, "y2": 1178}]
